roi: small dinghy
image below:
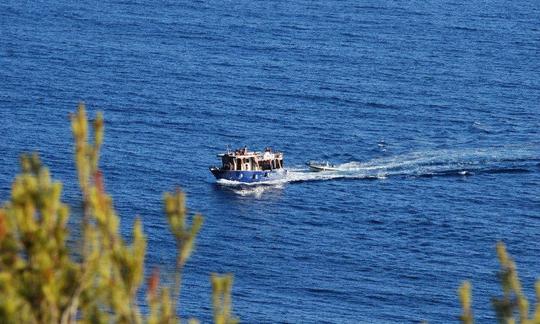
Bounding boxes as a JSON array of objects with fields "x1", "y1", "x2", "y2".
[{"x1": 306, "y1": 161, "x2": 339, "y2": 172}]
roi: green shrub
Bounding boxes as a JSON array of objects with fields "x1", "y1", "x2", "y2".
[
  {"x1": 458, "y1": 242, "x2": 540, "y2": 324},
  {"x1": 0, "y1": 104, "x2": 238, "y2": 324}
]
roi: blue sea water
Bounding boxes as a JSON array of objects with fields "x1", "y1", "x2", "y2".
[{"x1": 1, "y1": 1, "x2": 539, "y2": 322}]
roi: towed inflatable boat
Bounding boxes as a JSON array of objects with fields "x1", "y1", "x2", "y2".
[{"x1": 306, "y1": 161, "x2": 339, "y2": 172}]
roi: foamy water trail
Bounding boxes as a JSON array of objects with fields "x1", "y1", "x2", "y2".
[{"x1": 217, "y1": 145, "x2": 539, "y2": 195}]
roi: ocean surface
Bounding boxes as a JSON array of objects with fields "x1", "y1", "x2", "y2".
[{"x1": 1, "y1": 1, "x2": 539, "y2": 322}]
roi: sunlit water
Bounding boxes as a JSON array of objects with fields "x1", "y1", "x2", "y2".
[{"x1": 1, "y1": 1, "x2": 539, "y2": 322}]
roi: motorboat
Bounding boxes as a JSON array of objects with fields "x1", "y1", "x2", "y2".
[
  {"x1": 306, "y1": 161, "x2": 339, "y2": 172},
  {"x1": 210, "y1": 146, "x2": 287, "y2": 183}
]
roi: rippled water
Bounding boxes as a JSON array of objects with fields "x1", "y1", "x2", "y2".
[{"x1": 1, "y1": 1, "x2": 539, "y2": 322}]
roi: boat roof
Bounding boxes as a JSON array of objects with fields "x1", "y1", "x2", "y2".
[{"x1": 218, "y1": 147, "x2": 283, "y2": 159}]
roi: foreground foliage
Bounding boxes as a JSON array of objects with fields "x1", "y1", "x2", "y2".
[
  {"x1": 459, "y1": 242, "x2": 540, "y2": 324},
  {"x1": 0, "y1": 104, "x2": 238, "y2": 323}
]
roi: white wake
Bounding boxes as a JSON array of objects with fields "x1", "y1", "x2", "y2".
[{"x1": 216, "y1": 145, "x2": 539, "y2": 196}]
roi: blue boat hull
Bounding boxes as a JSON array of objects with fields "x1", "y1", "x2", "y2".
[{"x1": 210, "y1": 168, "x2": 287, "y2": 183}]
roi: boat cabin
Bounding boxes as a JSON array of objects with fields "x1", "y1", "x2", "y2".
[{"x1": 219, "y1": 147, "x2": 284, "y2": 171}]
